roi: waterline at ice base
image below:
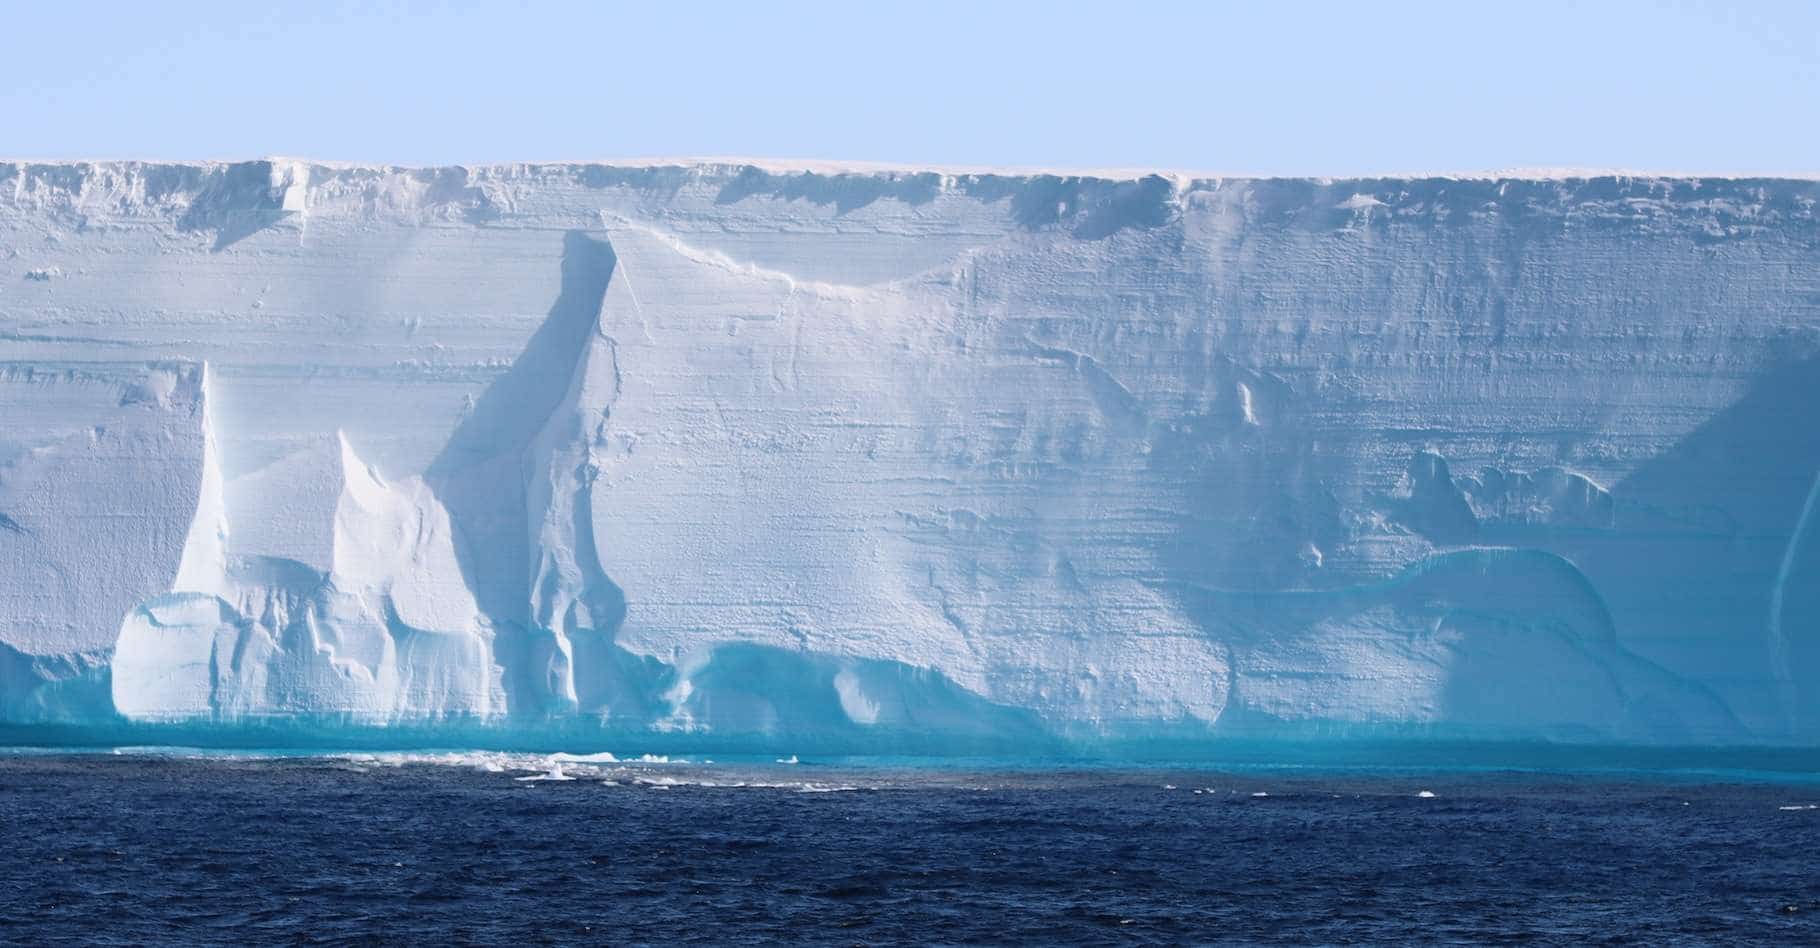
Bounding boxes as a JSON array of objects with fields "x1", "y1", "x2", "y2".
[{"x1": 3, "y1": 160, "x2": 1819, "y2": 758}]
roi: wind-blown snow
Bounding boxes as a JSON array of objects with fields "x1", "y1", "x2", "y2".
[{"x1": 2, "y1": 159, "x2": 1819, "y2": 750}]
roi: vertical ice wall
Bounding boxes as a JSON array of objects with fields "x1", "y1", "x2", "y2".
[
  {"x1": 1, "y1": 160, "x2": 1818, "y2": 747},
  {"x1": 0, "y1": 363, "x2": 210, "y2": 720}
]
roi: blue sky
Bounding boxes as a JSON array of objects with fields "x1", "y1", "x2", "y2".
[{"x1": 3, "y1": 0, "x2": 1816, "y2": 174}]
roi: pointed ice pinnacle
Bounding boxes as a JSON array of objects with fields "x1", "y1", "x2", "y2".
[{"x1": 426, "y1": 230, "x2": 627, "y2": 715}]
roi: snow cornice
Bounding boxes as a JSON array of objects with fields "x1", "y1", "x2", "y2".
[{"x1": 3, "y1": 156, "x2": 1819, "y2": 186}]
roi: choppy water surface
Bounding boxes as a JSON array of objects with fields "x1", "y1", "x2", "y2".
[{"x1": 3, "y1": 750, "x2": 1819, "y2": 945}]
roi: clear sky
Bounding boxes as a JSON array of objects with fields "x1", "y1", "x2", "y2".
[{"x1": 3, "y1": 0, "x2": 1816, "y2": 175}]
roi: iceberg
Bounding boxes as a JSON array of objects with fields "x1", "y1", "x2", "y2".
[{"x1": 1, "y1": 159, "x2": 1818, "y2": 751}]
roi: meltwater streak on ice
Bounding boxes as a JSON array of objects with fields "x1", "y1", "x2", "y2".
[{"x1": 2, "y1": 160, "x2": 1820, "y2": 753}]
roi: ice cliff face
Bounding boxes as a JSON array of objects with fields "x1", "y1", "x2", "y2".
[{"x1": 2, "y1": 159, "x2": 1818, "y2": 749}]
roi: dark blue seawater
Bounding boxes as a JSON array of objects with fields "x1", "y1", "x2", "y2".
[{"x1": 3, "y1": 751, "x2": 1820, "y2": 945}]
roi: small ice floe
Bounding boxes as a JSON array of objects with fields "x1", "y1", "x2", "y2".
[
  {"x1": 515, "y1": 762, "x2": 576, "y2": 782},
  {"x1": 1250, "y1": 791, "x2": 1269, "y2": 798},
  {"x1": 1163, "y1": 784, "x2": 1177, "y2": 790},
  {"x1": 1417, "y1": 790, "x2": 1437, "y2": 799},
  {"x1": 776, "y1": 755, "x2": 799, "y2": 765},
  {"x1": 551, "y1": 751, "x2": 619, "y2": 765},
  {"x1": 332, "y1": 750, "x2": 537, "y2": 773}
]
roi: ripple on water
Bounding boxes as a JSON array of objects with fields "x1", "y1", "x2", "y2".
[{"x1": 2, "y1": 753, "x2": 1819, "y2": 944}]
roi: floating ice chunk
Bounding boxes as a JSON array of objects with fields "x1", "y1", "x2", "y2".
[
  {"x1": 551, "y1": 751, "x2": 620, "y2": 764},
  {"x1": 515, "y1": 762, "x2": 575, "y2": 782}
]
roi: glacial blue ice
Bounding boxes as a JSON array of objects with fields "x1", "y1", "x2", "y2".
[{"x1": 1, "y1": 160, "x2": 1819, "y2": 754}]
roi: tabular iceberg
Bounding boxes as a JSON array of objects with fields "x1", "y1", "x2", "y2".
[{"x1": 2, "y1": 159, "x2": 1817, "y2": 751}]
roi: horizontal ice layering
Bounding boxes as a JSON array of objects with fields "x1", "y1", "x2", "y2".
[{"x1": 2, "y1": 159, "x2": 1818, "y2": 750}]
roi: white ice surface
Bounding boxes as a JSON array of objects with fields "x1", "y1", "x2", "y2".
[{"x1": 2, "y1": 159, "x2": 1819, "y2": 747}]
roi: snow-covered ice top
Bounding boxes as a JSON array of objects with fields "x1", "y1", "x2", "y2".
[{"x1": 2, "y1": 159, "x2": 1818, "y2": 752}]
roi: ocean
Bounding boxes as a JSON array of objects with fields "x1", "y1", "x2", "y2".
[{"x1": 2, "y1": 750, "x2": 1818, "y2": 945}]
